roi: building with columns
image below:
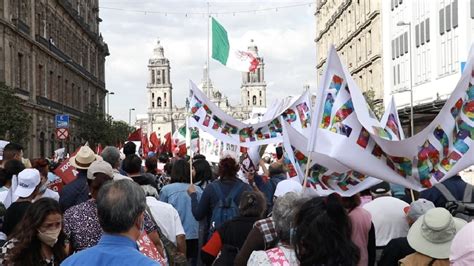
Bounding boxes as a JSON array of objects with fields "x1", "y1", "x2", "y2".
[
  {"x1": 315, "y1": 0, "x2": 384, "y2": 105},
  {"x1": 0, "y1": 0, "x2": 109, "y2": 158},
  {"x1": 146, "y1": 40, "x2": 267, "y2": 139}
]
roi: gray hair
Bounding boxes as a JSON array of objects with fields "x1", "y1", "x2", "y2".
[
  {"x1": 97, "y1": 179, "x2": 146, "y2": 234},
  {"x1": 101, "y1": 146, "x2": 121, "y2": 169},
  {"x1": 272, "y1": 192, "x2": 306, "y2": 243}
]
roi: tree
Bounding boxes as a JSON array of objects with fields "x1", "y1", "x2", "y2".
[
  {"x1": 0, "y1": 83, "x2": 32, "y2": 145},
  {"x1": 363, "y1": 89, "x2": 384, "y2": 120},
  {"x1": 77, "y1": 104, "x2": 133, "y2": 149}
]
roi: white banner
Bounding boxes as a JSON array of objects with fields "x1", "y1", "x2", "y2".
[
  {"x1": 308, "y1": 45, "x2": 474, "y2": 191},
  {"x1": 188, "y1": 80, "x2": 312, "y2": 147}
]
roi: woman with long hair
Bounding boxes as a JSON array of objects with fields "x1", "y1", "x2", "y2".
[
  {"x1": 160, "y1": 159, "x2": 203, "y2": 265},
  {"x1": 192, "y1": 158, "x2": 214, "y2": 190},
  {"x1": 0, "y1": 198, "x2": 67, "y2": 265},
  {"x1": 294, "y1": 194, "x2": 360, "y2": 266}
]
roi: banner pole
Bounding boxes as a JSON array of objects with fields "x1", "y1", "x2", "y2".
[
  {"x1": 410, "y1": 188, "x2": 415, "y2": 202},
  {"x1": 302, "y1": 152, "x2": 312, "y2": 191}
]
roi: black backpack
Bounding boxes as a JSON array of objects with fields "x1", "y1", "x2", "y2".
[{"x1": 435, "y1": 182, "x2": 474, "y2": 222}]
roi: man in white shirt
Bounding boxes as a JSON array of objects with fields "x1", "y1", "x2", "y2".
[
  {"x1": 146, "y1": 196, "x2": 186, "y2": 254},
  {"x1": 363, "y1": 182, "x2": 409, "y2": 260}
]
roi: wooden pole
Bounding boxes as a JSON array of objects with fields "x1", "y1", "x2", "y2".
[{"x1": 302, "y1": 152, "x2": 312, "y2": 192}]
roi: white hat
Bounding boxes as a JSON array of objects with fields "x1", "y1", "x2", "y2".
[
  {"x1": 274, "y1": 179, "x2": 302, "y2": 197},
  {"x1": 407, "y1": 208, "x2": 467, "y2": 259},
  {"x1": 14, "y1": 169, "x2": 41, "y2": 198},
  {"x1": 87, "y1": 160, "x2": 114, "y2": 180},
  {"x1": 70, "y1": 145, "x2": 100, "y2": 170}
]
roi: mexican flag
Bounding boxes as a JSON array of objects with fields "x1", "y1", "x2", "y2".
[{"x1": 211, "y1": 17, "x2": 259, "y2": 72}]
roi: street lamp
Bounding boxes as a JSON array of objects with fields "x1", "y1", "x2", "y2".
[
  {"x1": 396, "y1": 21, "x2": 414, "y2": 137},
  {"x1": 129, "y1": 108, "x2": 135, "y2": 126},
  {"x1": 107, "y1": 91, "x2": 115, "y2": 116}
]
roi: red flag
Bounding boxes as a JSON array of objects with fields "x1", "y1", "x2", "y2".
[
  {"x1": 150, "y1": 132, "x2": 160, "y2": 152},
  {"x1": 96, "y1": 143, "x2": 103, "y2": 155},
  {"x1": 141, "y1": 132, "x2": 150, "y2": 156},
  {"x1": 53, "y1": 147, "x2": 81, "y2": 185},
  {"x1": 163, "y1": 132, "x2": 172, "y2": 153},
  {"x1": 128, "y1": 128, "x2": 142, "y2": 141}
]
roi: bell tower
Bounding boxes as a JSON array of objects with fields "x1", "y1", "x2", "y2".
[
  {"x1": 241, "y1": 40, "x2": 266, "y2": 108},
  {"x1": 147, "y1": 39, "x2": 173, "y2": 138}
]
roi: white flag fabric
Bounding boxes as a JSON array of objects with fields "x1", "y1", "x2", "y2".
[
  {"x1": 380, "y1": 95, "x2": 405, "y2": 140},
  {"x1": 307, "y1": 45, "x2": 474, "y2": 191},
  {"x1": 188, "y1": 80, "x2": 312, "y2": 147},
  {"x1": 281, "y1": 119, "x2": 381, "y2": 196}
]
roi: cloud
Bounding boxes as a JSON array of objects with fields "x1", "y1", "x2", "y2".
[{"x1": 100, "y1": 1, "x2": 316, "y2": 123}]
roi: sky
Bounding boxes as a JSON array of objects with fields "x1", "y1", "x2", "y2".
[{"x1": 100, "y1": 0, "x2": 316, "y2": 123}]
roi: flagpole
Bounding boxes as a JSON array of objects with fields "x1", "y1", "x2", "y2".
[
  {"x1": 302, "y1": 154, "x2": 312, "y2": 191},
  {"x1": 206, "y1": 2, "x2": 210, "y2": 98}
]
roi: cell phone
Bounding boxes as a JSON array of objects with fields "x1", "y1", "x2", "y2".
[{"x1": 276, "y1": 146, "x2": 283, "y2": 160}]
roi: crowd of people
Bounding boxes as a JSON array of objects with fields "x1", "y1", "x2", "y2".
[{"x1": 0, "y1": 141, "x2": 473, "y2": 265}]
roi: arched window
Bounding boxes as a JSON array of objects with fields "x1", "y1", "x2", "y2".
[
  {"x1": 164, "y1": 92, "x2": 167, "y2": 98},
  {"x1": 151, "y1": 70, "x2": 155, "y2": 84},
  {"x1": 260, "y1": 100, "x2": 262, "y2": 106},
  {"x1": 259, "y1": 91, "x2": 262, "y2": 97},
  {"x1": 157, "y1": 97, "x2": 162, "y2": 107},
  {"x1": 252, "y1": 96, "x2": 257, "y2": 105},
  {"x1": 152, "y1": 102, "x2": 155, "y2": 108},
  {"x1": 247, "y1": 91, "x2": 250, "y2": 97},
  {"x1": 50, "y1": 133, "x2": 55, "y2": 156},
  {"x1": 39, "y1": 132, "x2": 45, "y2": 158},
  {"x1": 164, "y1": 101, "x2": 167, "y2": 107},
  {"x1": 152, "y1": 93, "x2": 154, "y2": 99}
]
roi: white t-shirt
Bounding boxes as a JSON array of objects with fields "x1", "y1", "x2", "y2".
[
  {"x1": 146, "y1": 196, "x2": 185, "y2": 245},
  {"x1": 41, "y1": 188, "x2": 60, "y2": 201},
  {"x1": 363, "y1": 196, "x2": 409, "y2": 247}
]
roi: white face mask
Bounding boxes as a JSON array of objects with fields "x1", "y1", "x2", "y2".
[{"x1": 37, "y1": 227, "x2": 61, "y2": 247}]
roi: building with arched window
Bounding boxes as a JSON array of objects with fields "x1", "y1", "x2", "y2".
[{"x1": 0, "y1": 0, "x2": 109, "y2": 158}]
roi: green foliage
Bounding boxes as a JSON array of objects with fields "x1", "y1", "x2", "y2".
[
  {"x1": 0, "y1": 83, "x2": 32, "y2": 145},
  {"x1": 363, "y1": 89, "x2": 384, "y2": 120},
  {"x1": 77, "y1": 104, "x2": 133, "y2": 148}
]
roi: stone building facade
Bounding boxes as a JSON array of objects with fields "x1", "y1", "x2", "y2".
[
  {"x1": 147, "y1": 40, "x2": 267, "y2": 139},
  {"x1": 0, "y1": 0, "x2": 109, "y2": 158},
  {"x1": 315, "y1": 0, "x2": 384, "y2": 104}
]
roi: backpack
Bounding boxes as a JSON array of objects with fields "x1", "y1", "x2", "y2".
[
  {"x1": 209, "y1": 182, "x2": 245, "y2": 235},
  {"x1": 435, "y1": 182, "x2": 474, "y2": 222}
]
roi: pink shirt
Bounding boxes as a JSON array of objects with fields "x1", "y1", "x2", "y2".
[{"x1": 349, "y1": 206, "x2": 372, "y2": 266}]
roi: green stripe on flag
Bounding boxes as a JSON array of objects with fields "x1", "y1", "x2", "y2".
[{"x1": 211, "y1": 17, "x2": 230, "y2": 65}]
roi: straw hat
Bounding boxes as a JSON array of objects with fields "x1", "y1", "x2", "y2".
[
  {"x1": 407, "y1": 207, "x2": 467, "y2": 259},
  {"x1": 70, "y1": 145, "x2": 100, "y2": 170}
]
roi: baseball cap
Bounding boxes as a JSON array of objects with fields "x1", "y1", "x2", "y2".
[
  {"x1": 404, "y1": 199, "x2": 435, "y2": 221},
  {"x1": 14, "y1": 168, "x2": 41, "y2": 198},
  {"x1": 87, "y1": 160, "x2": 114, "y2": 180},
  {"x1": 370, "y1": 181, "x2": 391, "y2": 195},
  {"x1": 274, "y1": 179, "x2": 303, "y2": 197}
]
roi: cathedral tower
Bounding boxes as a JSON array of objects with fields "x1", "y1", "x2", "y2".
[
  {"x1": 147, "y1": 40, "x2": 173, "y2": 138},
  {"x1": 241, "y1": 40, "x2": 266, "y2": 108}
]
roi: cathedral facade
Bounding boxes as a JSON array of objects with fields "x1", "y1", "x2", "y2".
[{"x1": 146, "y1": 40, "x2": 267, "y2": 139}]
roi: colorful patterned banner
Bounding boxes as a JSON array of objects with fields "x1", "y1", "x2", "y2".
[
  {"x1": 188, "y1": 80, "x2": 312, "y2": 147},
  {"x1": 308, "y1": 45, "x2": 474, "y2": 191},
  {"x1": 281, "y1": 119, "x2": 381, "y2": 196}
]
